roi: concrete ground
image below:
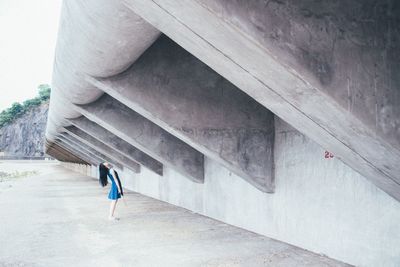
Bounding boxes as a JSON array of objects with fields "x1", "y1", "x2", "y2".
[{"x1": 0, "y1": 161, "x2": 351, "y2": 267}]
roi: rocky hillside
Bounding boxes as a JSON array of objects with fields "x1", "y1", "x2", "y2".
[{"x1": 0, "y1": 102, "x2": 48, "y2": 157}]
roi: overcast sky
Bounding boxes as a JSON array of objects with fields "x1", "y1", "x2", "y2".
[{"x1": 0, "y1": 0, "x2": 62, "y2": 111}]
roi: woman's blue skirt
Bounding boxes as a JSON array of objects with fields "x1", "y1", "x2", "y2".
[{"x1": 108, "y1": 183, "x2": 121, "y2": 200}]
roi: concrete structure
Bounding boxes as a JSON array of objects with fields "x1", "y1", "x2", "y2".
[
  {"x1": 46, "y1": 141, "x2": 90, "y2": 165},
  {"x1": 53, "y1": 139, "x2": 101, "y2": 166},
  {"x1": 66, "y1": 117, "x2": 163, "y2": 175},
  {"x1": 61, "y1": 129, "x2": 141, "y2": 172},
  {"x1": 74, "y1": 95, "x2": 204, "y2": 182},
  {"x1": 45, "y1": 1, "x2": 400, "y2": 266},
  {"x1": 124, "y1": 0, "x2": 400, "y2": 200},
  {"x1": 87, "y1": 35, "x2": 275, "y2": 192},
  {"x1": 57, "y1": 135, "x2": 125, "y2": 171}
]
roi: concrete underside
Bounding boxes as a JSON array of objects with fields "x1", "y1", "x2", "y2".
[
  {"x1": 89, "y1": 35, "x2": 275, "y2": 192},
  {"x1": 124, "y1": 0, "x2": 400, "y2": 200},
  {"x1": 46, "y1": 142, "x2": 90, "y2": 165},
  {"x1": 65, "y1": 118, "x2": 163, "y2": 175},
  {"x1": 75, "y1": 95, "x2": 205, "y2": 183},
  {"x1": 0, "y1": 161, "x2": 350, "y2": 267}
]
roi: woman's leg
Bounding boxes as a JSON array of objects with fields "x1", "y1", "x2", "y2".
[{"x1": 109, "y1": 199, "x2": 118, "y2": 219}]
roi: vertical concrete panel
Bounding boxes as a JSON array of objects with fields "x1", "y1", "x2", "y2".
[
  {"x1": 68, "y1": 118, "x2": 399, "y2": 266},
  {"x1": 132, "y1": 167, "x2": 161, "y2": 200},
  {"x1": 160, "y1": 166, "x2": 204, "y2": 213},
  {"x1": 119, "y1": 165, "x2": 203, "y2": 213},
  {"x1": 120, "y1": 116, "x2": 400, "y2": 266},
  {"x1": 270, "y1": 119, "x2": 400, "y2": 266},
  {"x1": 91, "y1": 165, "x2": 98, "y2": 179},
  {"x1": 203, "y1": 157, "x2": 272, "y2": 231},
  {"x1": 119, "y1": 167, "x2": 141, "y2": 192}
]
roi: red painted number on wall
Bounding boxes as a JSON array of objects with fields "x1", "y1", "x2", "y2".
[{"x1": 324, "y1": 151, "x2": 334, "y2": 159}]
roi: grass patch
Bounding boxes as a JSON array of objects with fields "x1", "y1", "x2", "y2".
[{"x1": 0, "y1": 170, "x2": 39, "y2": 182}]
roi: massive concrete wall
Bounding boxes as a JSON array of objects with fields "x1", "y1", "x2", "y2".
[
  {"x1": 65, "y1": 118, "x2": 400, "y2": 267},
  {"x1": 127, "y1": 119, "x2": 400, "y2": 267},
  {"x1": 124, "y1": 0, "x2": 400, "y2": 200}
]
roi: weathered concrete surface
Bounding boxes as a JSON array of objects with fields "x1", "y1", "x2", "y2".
[
  {"x1": 55, "y1": 138, "x2": 105, "y2": 165},
  {"x1": 0, "y1": 161, "x2": 351, "y2": 267},
  {"x1": 51, "y1": 140, "x2": 98, "y2": 166},
  {"x1": 61, "y1": 161, "x2": 95, "y2": 178},
  {"x1": 124, "y1": 0, "x2": 400, "y2": 200},
  {"x1": 46, "y1": 148, "x2": 82, "y2": 164},
  {"x1": 89, "y1": 35, "x2": 275, "y2": 192},
  {"x1": 57, "y1": 135, "x2": 126, "y2": 171},
  {"x1": 113, "y1": 117, "x2": 400, "y2": 267},
  {"x1": 46, "y1": 148, "x2": 72, "y2": 163},
  {"x1": 74, "y1": 94, "x2": 204, "y2": 183},
  {"x1": 54, "y1": 138, "x2": 109, "y2": 168},
  {"x1": 61, "y1": 127, "x2": 141, "y2": 173},
  {"x1": 46, "y1": 142, "x2": 89, "y2": 164},
  {"x1": 45, "y1": 0, "x2": 160, "y2": 143},
  {"x1": 66, "y1": 118, "x2": 163, "y2": 175}
]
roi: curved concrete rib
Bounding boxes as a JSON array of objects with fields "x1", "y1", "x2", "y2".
[
  {"x1": 46, "y1": 0, "x2": 160, "y2": 143},
  {"x1": 124, "y1": 0, "x2": 400, "y2": 201},
  {"x1": 88, "y1": 36, "x2": 275, "y2": 192},
  {"x1": 46, "y1": 146, "x2": 76, "y2": 163},
  {"x1": 73, "y1": 94, "x2": 205, "y2": 183},
  {"x1": 47, "y1": 141, "x2": 92, "y2": 165},
  {"x1": 66, "y1": 118, "x2": 163, "y2": 176},
  {"x1": 58, "y1": 135, "x2": 125, "y2": 171},
  {"x1": 55, "y1": 139, "x2": 105, "y2": 166},
  {"x1": 61, "y1": 127, "x2": 141, "y2": 173}
]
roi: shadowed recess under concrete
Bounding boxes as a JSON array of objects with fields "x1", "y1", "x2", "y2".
[
  {"x1": 88, "y1": 35, "x2": 275, "y2": 193},
  {"x1": 124, "y1": 0, "x2": 400, "y2": 201},
  {"x1": 66, "y1": 117, "x2": 163, "y2": 176},
  {"x1": 54, "y1": 139, "x2": 102, "y2": 166},
  {"x1": 55, "y1": 137, "x2": 110, "y2": 167},
  {"x1": 58, "y1": 135, "x2": 127, "y2": 172},
  {"x1": 74, "y1": 94, "x2": 204, "y2": 183},
  {"x1": 46, "y1": 142, "x2": 90, "y2": 164},
  {"x1": 62, "y1": 127, "x2": 141, "y2": 173}
]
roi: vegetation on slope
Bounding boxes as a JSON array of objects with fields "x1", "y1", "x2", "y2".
[{"x1": 0, "y1": 84, "x2": 51, "y2": 128}]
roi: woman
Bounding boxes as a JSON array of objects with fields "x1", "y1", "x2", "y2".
[{"x1": 99, "y1": 162, "x2": 124, "y2": 220}]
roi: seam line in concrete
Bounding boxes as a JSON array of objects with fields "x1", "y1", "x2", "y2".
[{"x1": 148, "y1": 0, "x2": 399, "y2": 186}]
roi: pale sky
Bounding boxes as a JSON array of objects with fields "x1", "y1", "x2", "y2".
[{"x1": 0, "y1": 0, "x2": 62, "y2": 111}]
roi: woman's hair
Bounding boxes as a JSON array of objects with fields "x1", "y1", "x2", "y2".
[{"x1": 99, "y1": 163, "x2": 108, "y2": 187}]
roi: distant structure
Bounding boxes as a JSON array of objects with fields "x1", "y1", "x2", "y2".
[{"x1": 45, "y1": 1, "x2": 400, "y2": 266}]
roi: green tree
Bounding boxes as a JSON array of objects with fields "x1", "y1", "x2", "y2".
[
  {"x1": 9, "y1": 102, "x2": 24, "y2": 116},
  {"x1": 0, "y1": 109, "x2": 13, "y2": 127},
  {"x1": 0, "y1": 84, "x2": 51, "y2": 128},
  {"x1": 22, "y1": 97, "x2": 42, "y2": 110},
  {"x1": 38, "y1": 84, "x2": 51, "y2": 101}
]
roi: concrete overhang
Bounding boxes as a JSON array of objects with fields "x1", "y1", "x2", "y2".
[
  {"x1": 123, "y1": 0, "x2": 400, "y2": 201},
  {"x1": 45, "y1": 0, "x2": 160, "y2": 144}
]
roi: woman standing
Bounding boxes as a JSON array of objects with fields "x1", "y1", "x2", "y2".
[{"x1": 99, "y1": 162, "x2": 124, "y2": 220}]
